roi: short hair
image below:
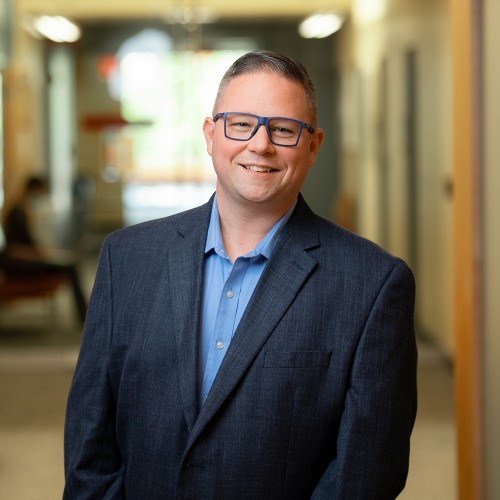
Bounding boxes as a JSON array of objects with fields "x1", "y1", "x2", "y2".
[{"x1": 213, "y1": 50, "x2": 319, "y2": 127}]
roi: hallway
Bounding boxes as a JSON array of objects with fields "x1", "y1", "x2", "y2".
[{"x1": 0, "y1": 296, "x2": 456, "y2": 499}]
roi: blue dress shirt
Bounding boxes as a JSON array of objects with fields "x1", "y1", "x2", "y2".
[{"x1": 198, "y1": 197, "x2": 296, "y2": 407}]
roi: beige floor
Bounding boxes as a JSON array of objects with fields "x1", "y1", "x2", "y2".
[{"x1": 0, "y1": 293, "x2": 456, "y2": 500}]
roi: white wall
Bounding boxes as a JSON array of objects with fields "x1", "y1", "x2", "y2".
[{"x1": 336, "y1": 0, "x2": 454, "y2": 356}]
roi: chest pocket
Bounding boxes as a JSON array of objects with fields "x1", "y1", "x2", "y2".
[{"x1": 263, "y1": 350, "x2": 332, "y2": 368}]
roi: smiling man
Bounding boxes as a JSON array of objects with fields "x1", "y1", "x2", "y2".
[
  {"x1": 204, "y1": 69, "x2": 323, "y2": 227},
  {"x1": 64, "y1": 51, "x2": 417, "y2": 499}
]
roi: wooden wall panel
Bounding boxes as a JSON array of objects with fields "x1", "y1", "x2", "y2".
[{"x1": 451, "y1": 0, "x2": 483, "y2": 498}]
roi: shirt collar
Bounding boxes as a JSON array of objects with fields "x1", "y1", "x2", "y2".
[{"x1": 205, "y1": 196, "x2": 297, "y2": 260}]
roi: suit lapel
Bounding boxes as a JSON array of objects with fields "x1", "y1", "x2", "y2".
[
  {"x1": 167, "y1": 199, "x2": 212, "y2": 432},
  {"x1": 185, "y1": 197, "x2": 320, "y2": 450}
]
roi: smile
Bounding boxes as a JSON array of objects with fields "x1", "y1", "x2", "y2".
[{"x1": 243, "y1": 165, "x2": 274, "y2": 173}]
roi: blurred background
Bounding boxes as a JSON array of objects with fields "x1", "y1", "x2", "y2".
[{"x1": 0, "y1": 0, "x2": 498, "y2": 498}]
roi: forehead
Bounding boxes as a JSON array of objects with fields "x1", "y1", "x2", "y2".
[{"x1": 217, "y1": 71, "x2": 310, "y2": 120}]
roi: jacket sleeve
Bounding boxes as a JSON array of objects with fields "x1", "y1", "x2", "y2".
[
  {"x1": 63, "y1": 238, "x2": 125, "y2": 499},
  {"x1": 311, "y1": 261, "x2": 418, "y2": 500}
]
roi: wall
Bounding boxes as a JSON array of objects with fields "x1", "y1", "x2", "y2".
[
  {"x1": 335, "y1": 0, "x2": 453, "y2": 355},
  {"x1": 1, "y1": 1, "x2": 46, "y2": 211},
  {"x1": 0, "y1": 0, "x2": 11, "y2": 68}
]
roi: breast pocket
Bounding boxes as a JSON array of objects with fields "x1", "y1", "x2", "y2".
[{"x1": 262, "y1": 350, "x2": 332, "y2": 368}]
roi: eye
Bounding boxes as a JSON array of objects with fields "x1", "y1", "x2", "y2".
[
  {"x1": 270, "y1": 121, "x2": 299, "y2": 138},
  {"x1": 272, "y1": 125, "x2": 295, "y2": 136},
  {"x1": 226, "y1": 115, "x2": 256, "y2": 133},
  {"x1": 232, "y1": 121, "x2": 253, "y2": 130}
]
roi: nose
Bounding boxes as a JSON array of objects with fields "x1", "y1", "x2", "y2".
[{"x1": 247, "y1": 123, "x2": 275, "y2": 153}]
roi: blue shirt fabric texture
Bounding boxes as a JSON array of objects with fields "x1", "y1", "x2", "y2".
[{"x1": 198, "y1": 196, "x2": 296, "y2": 407}]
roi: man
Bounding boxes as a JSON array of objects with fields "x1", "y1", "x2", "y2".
[{"x1": 64, "y1": 50, "x2": 417, "y2": 499}]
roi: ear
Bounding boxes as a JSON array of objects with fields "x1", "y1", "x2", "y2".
[
  {"x1": 202, "y1": 117, "x2": 215, "y2": 156},
  {"x1": 308, "y1": 128, "x2": 324, "y2": 168}
]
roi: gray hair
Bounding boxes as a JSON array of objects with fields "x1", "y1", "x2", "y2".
[{"x1": 213, "y1": 50, "x2": 319, "y2": 127}]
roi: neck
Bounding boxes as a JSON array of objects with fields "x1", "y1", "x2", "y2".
[{"x1": 215, "y1": 194, "x2": 293, "y2": 262}]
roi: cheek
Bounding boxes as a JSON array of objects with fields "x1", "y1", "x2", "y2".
[
  {"x1": 209, "y1": 145, "x2": 232, "y2": 177},
  {"x1": 210, "y1": 142, "x2": 225, "y2": 164},
  {"x1": 207, "y1": 135, "x2": 224, "y2": 162},
  {"x1": 287, "y1": 151, "x2": 313, "y2": 177},
  {"x1": 212, "y1": 139, "x2": 243, "y2": 164}
]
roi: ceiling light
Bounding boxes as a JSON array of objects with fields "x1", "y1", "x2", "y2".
[
  {"x1": 298, "y1": 12, "x2": 345, "y2": 39},
  {"x1": 32, "y1": 16, "x2": 82, "y2": 43}
]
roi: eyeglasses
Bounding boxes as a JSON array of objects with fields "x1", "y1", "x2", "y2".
[{"x1": 213, "y1": 112, "x2": 315, "y2": 147}]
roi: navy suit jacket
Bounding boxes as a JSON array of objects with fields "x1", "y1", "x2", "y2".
[{"x1": 64, "y1": 194, "x2": 417, "y2": 499}]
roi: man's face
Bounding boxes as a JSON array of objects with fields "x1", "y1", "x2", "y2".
[{"x1": 203, "y1": 71, "x2": 324, "y2": 213}]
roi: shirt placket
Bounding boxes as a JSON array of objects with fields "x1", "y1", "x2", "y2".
[{"x1": 200, "y1": 257, "x2": 250, "y2": 404}]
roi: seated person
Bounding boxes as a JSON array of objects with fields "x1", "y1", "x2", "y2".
[{"x1": 1, "y1": 176, "x2": 87, "y2": 323}]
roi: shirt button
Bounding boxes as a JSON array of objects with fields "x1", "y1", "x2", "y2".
[
  {"x1": 216, "y1": 341, "x2": 224, "y2": 350},
  {"x1": 226, "y1": 290, "x2": 234, "y2": 298}
]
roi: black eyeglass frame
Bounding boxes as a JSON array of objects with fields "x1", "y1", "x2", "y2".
[{"x1": 213, "y1": 112, "x2": 316, "y2": 147}]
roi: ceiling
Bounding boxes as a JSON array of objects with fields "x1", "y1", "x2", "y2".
[{"x1": 16, "y1": 0, "x2": 353, "y2": 23}]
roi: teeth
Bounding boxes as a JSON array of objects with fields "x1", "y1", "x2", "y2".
[{"x1": 245, "y1": 165, "x2": 272, "y2": 172}]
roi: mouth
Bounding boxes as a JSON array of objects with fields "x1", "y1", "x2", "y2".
[{"x1": 241, "y1": 164, "x2": 276, "y2": 173}]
